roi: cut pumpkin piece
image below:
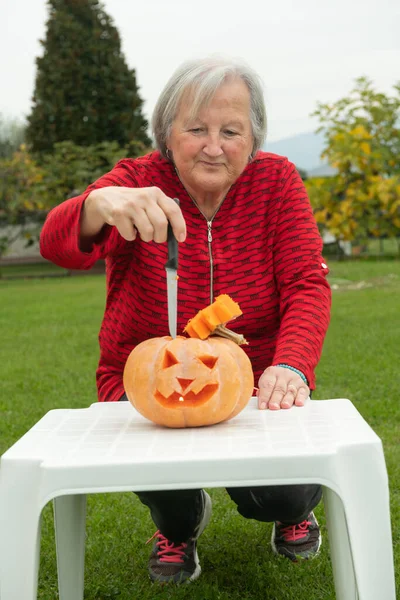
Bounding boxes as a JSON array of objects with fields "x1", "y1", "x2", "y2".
[{"x1": 184, "y1": 294, "x2": 247, "y2": 345}]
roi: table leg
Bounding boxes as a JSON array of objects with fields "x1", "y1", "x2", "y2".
[
  {"x1": 0, "y1": 461, "x2": 43, "y2": 600},
  {"x1": 323, "y1": 486, "x2": 358, "y2": 600},
  {"x1": 326, "y1": 443, "x2": 395, "y2": 600},
  {"x1": 54, "y1": 494, "x2": 87, "y2": 600}
]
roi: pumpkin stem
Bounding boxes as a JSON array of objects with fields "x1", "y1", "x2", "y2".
[{"x1": 211, "y1": 324, "x2": 248, "y2": 345}]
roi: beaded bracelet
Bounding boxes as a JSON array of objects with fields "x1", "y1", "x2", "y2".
[{"x1": 274, "y1": 364, "x2": 308, "y2": 385}]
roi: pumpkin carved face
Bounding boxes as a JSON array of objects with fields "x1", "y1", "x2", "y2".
[{"x1": 123, "y1": 336, "x2": 254, "y2": 428}]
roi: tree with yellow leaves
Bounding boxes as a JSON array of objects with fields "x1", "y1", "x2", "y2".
[{"x1": 306, "y1": 77, "x2": 400, "y2": 248}]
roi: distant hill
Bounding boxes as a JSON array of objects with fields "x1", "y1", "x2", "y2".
[
  {"x1": 263, "y1": 131, "x2": 331, "y2": 173},
  {"x1": 307, "y1": 164, "x2": 337, "y2": 177}
]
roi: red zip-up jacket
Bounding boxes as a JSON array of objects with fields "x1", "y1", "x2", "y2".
[{"x1": 40, "y1": 151, "x2": 331, "y2": 402}]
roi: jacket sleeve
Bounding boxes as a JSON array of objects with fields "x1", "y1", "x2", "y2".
[
  {"x1": 39, "y1": 160, "x2": 138, "y2": 270},
  {"x1": 271, "y1": 160, "x2": 331, "y2": 389}
]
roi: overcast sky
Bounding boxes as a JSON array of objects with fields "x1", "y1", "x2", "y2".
[{"x1": 1, "y1": 0, "x2": 399, "y2": 142}]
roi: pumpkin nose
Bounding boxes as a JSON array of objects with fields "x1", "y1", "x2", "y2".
[{"x1": 177, "y1": 377, "x2": 194, "y2": 392}]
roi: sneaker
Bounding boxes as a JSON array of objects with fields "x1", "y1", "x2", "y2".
[
  {"x1": 271, "y1": 511, "x2": 321, "y2": 562},
  {"x1": 146, "y1": 490, "x2": 212, "y2": 583}
]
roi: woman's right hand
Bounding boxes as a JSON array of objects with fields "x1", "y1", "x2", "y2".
[{"x1": 81, "y1": 186, "x2": 187, "y2": 244}]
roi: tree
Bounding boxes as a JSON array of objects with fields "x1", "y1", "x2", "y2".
[
  {"x1": 39, "y1": 138, "x2": 147, "y2": 208},
  {"x1": 0, "y1": 114, "x2": 26, "y2": 159},
  {"x1": 26, "y1": 0, "x2": 151, "y2": 153},
  {"x1": 0, "y1": 145, "x2": 47, "y2": 258},
  {"x1": 0, "y1": 138, "x2": 146, "y2": 258},
  {"x1": 306, "y1": 77, "x2": 400, "y2": 244}
]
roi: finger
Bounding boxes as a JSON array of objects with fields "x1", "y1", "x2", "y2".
[
  {"x1": 267, "y1": 380, "x2": 288, "y2": 410},
  {"x1": 294, "y1": 385, "x2": 309, "y2": 407},
  {"x1": 143, "y1": 203, "x2": 169, "y2": 243},
  {"x1": 109, "y1": 213, "x2": 137, "y2": 241},
  {"x1": 121, "y1": 190, "x2": 167, "y2": 243},
  {"x1": 157, "y1": 193, "x2": 187, "y2": 242},
  {"x1": 257, "y1": 374, "x2": 277, "y2": 409},
  {"x1": 281, "y1": 383, "x2": 297, "y2": 409},
  {"x1": 130, "y1": 209, "x2": 155, "y2": 242}
]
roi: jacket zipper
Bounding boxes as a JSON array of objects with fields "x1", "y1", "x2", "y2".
[
  {"x1": 207, "y1": 220, "x2": 214, "y2": 302},
  {"x1": 174, "y1": 168, "x2": 227, "y2": 303},
  {"x1": 188, "y1": 197, "x2": 224, "y2": 304}
]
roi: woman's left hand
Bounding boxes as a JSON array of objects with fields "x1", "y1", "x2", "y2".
[{"x1": 257, "y1": 366, "x2": 309, "y2": 410}]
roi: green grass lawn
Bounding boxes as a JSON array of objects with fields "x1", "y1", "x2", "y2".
[
  {"x1": 0, "y1": 260, "x2": 69, "y2": 279},
  {"x1": 1, "y1": 260, "x2": 399, "y2": 599}
]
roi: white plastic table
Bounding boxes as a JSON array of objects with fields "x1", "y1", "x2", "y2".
[{"x1": 0, "y1": 397, "x2": 396, "y2": 600}]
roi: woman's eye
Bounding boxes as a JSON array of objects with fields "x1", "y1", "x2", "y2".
[
  {"x1": 190, "y1": 128, "x2": 203, "y2": 133},
  {"x1": 224, "y1": 130, "x2": 237, "y2": 136}
]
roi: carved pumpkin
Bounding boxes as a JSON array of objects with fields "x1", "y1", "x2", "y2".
[{"x1": 123, "y1": 335, "x2": 254, "y2": 428}]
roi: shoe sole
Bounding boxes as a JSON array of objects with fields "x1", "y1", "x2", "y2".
[{"x1": 270, "y1": 514, "x2": 322, "y2": 562}]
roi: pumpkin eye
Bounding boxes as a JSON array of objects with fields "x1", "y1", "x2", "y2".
[
  {"x1": 163, "y1": 350, "x2": 179, "y2": 369},
  {"x1": 198, "y1": 355, "x2": 218, "y2": 369}
]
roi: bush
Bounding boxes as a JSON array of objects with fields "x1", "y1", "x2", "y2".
[
  {"x1": 0, "y1": 145, "x2": 48, "y2": 256},
  {"x1": 38, "y1": 139, "x2": 148, "y2": 208},
  {"x1": 0, "y1": 139, "x2": 149, "y2": 256}
]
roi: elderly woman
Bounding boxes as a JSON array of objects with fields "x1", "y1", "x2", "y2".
[{"x1": 40, "y1": 56, "x2": 331, "y2": 584}]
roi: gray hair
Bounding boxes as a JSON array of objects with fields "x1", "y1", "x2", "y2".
[{"x1": 152, "y1": 56, "x2": 267, "y2": 159}]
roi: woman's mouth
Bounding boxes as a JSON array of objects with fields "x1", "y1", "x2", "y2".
[{"x1": 200, "y1": 161, "x2": 224, "y2": 168}]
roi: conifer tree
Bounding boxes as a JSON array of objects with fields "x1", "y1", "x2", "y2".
[{"x1": 26, "y1": 0, "x2": 151, "y2": 153}]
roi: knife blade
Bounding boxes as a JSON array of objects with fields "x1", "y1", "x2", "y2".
[{"x1": 165, "y1": 198, "x2": 179, "y2": 338}]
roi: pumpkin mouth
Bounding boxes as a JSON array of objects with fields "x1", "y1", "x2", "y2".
[{"x1": 155, "y1": 384, "x2": 219, "y2": 407}]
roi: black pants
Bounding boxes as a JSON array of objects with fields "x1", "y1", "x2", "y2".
[{"x1": 119, "y1": 394, "x2": 322, "y2": 542}]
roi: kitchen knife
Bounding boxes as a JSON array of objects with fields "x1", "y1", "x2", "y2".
[{"x1": 165, "y1": 198, "x2": 179, "y2": 338}]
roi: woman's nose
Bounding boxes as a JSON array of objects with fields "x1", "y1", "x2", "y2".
[{"x1": 203, "y1": 134, "x2": 224, "y2": 157}]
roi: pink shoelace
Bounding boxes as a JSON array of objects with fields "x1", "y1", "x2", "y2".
[
  {"x1": 146, "y1": 530, "x2": 188, "y2": 563},
  {"x1": 279, "y1": 519, "x2": 312, "y2": 542}
]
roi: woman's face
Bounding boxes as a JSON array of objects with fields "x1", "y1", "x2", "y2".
[{"x1": 167, "y1": 78, "x2": 254, "y2": 197}]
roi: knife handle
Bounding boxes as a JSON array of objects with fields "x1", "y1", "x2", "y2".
[{"x1": 166, "y1": 198, "x2": 180, "y2": 270}]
